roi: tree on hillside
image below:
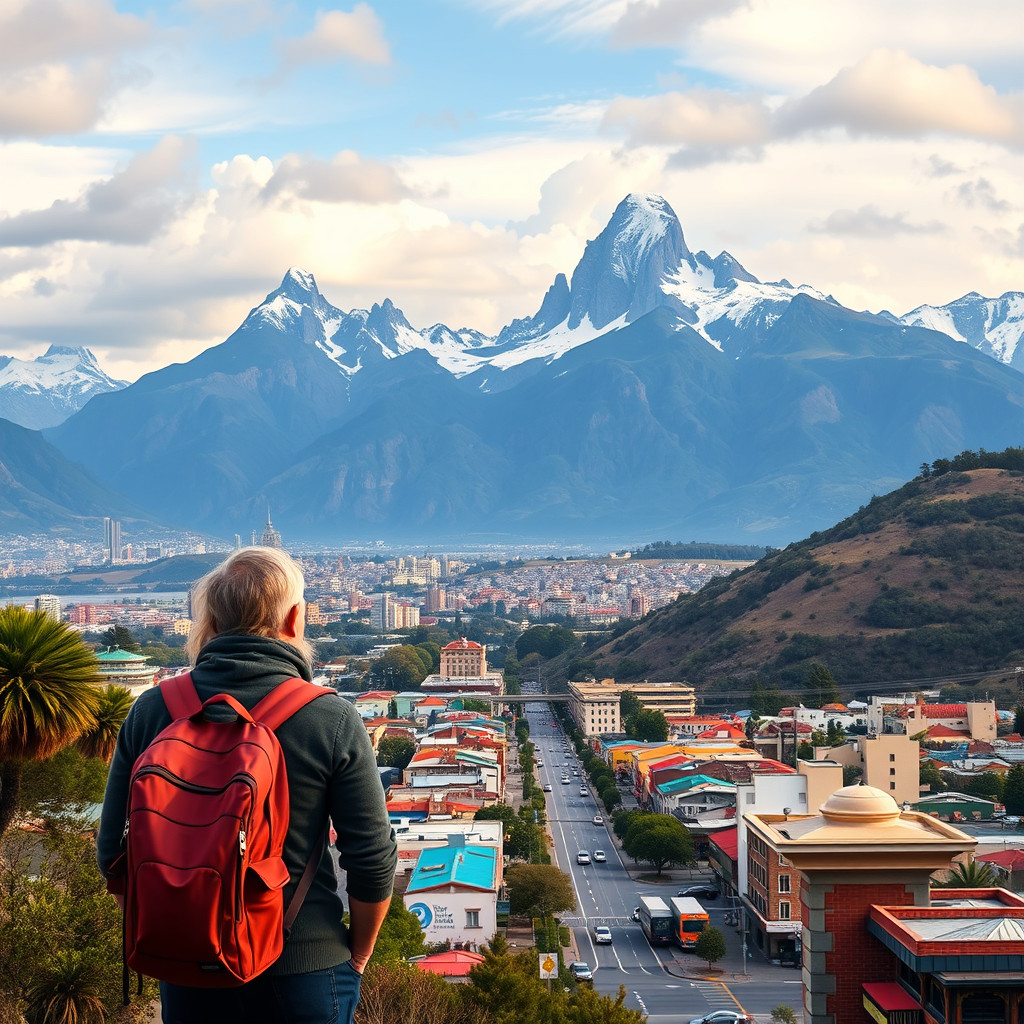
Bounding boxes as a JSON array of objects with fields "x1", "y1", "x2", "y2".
[
  {"x1": 623, "y1": 815, "x2": 694, "y2": 876},
  {"x1": 920, "y1": 760, "x2": 944, "y2": 794},
  {"x1": 1003, "y1": 764, "x2": 1024, "y2": 816},
  {"x1": 515, "y1": 625, "x2": 578, "y2": 661},
  {"x1": 1015, "y1": 705, "x2": 1024, "y2": 736},
  {"x1": 693, "y1": 926, "x2": 727, "y2": 970},
  {"x1": 0, "y1": 608, "x2": 102, "y2": 835},
  {"x1": 825, "y1": 719, "x2": 846, "y2": 746},
  {"x1": 505, "y1": 864, "x2": 576, "y2": 918},
  {"x1": 98, "y1": 624, "x2": 140, "y2": 652},
  {"x1": 805, "y1": 664, "x2": 841, "y2": 706},
  {"x1": 376, "y1": 737, "x2": 415, "y2": 771}
]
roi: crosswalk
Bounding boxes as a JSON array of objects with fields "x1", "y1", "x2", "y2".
[{"x1": 691, "y1": 980, "x2": 744, "y2": 1010}]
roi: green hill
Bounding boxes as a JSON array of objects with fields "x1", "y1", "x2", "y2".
[{"x1": 587, "y1": 450, "x2": 1024, "y2": 709}]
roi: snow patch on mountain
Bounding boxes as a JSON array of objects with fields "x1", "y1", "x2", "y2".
[
  {"x1": 901, "y1": 291, "x2": 1024, "y2": 369},
  {"x1": 0, "y1": 345, "x2": 127, "y2": 429}
]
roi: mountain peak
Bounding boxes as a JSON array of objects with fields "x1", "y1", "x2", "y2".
[
  {"x1": 278, "y1": 267, "x2": 320, "y2": 301},
  {"x1": 567, "y1": 193, "x2": 694, "y2": 330}
]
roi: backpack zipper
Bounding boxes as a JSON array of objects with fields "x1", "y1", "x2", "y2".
[{"x1": 236, "y1": 830, "x2": 246, "y2": 920}]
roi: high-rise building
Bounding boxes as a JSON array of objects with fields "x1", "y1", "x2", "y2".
[
  {"x1": 34, "y1": 594, "x2": 61, "y2": 620},
  {"x1": 424, "y1": 586, "x2": 447, "y2": 613},
  {"x1": 104, "y1": 517, "x2": 122, "y2": 564},
  {"x1": 260, "y1": 509, "x2": 283, "y2": 549}
]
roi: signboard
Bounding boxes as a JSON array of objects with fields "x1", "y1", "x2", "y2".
[
  {"x1": 496, "y1": 900, "x2": 510, "y2": 928},
  {"x1": 539, "y1": 953, "x2": 557, "y2": 979}
]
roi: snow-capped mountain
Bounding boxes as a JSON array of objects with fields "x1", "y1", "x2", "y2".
[
  {"x1": 900, "y1": 292, "x2": 1024, "y2": 372},
  {"x1": 0, "y1": 345, "x2": 127, "y2": 429},
  {"x1": 44, "y1": 194, "x2": 1024, "y2": 546}
]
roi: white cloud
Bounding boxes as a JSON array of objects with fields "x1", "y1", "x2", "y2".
[
  {"x1": 808, "y1": 205, "x2": 945, "y2": 239},
  {"x1": 278, "y1": 4, "x2": 391, "y2": 71},
  {"x1": 603, "y1": 89, "x2": 771, "y2": 148},
  {"x1": 0, "y1": 137, "x2": 197, "y2": 246},
  {"x1": 778, "y1": 50, "x2": 1024, "y2": 143},
  {"x1": 608, "y1": 0, "x2": 747, "y2": 48},
  {"x1": 262, "y1": 151, "x2": 414, "y2": 203},
  {"x1": 0, "y1": 0, "x2": 148, "y2": 138}
]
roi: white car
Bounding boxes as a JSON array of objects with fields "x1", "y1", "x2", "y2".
[
  {"x1": 593, "y1": 814, "x2": 604, "y2": 826},
  {"x1": 576, "y1": 850, "x2": 591, "y2": 865},
  {"x1": 594, "y1": 926, "x2": 613, "y2": 944},
  {"x1": 593, "y1": 850, "x2": 606, "y2": 862}
]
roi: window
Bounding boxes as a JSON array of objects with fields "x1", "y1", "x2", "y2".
[
  {"x1": 890, "y1": 782, "x2": 896, "y2": 790},
  {"x1": 466, "y1": 909, "x2": 480, "y2": 928},
  {"x1": 779, "y1": 875, "x2": 791, "y2": 893},
  {"x1": 778, "y1": 901, "x2": 791, "y2": 920},
  {"x1": 890, "y1": 767, "x2": 896, "y2": 776},
  {"x1": 889, "y1": 753, "x2": 896, "y2": 762}
]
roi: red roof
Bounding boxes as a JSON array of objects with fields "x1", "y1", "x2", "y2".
[
  {"x1": 921, "y1": 703, "x2": 968, "y2": 718},
  {"x1": 709, "y1": 826, "x2": 738, "y2": 860},
  {"x1": 926, "y1": 724, "x2": 970, "y2": 738},
  {"x1": 442, "y1": 638, "x2": 483, "y2": 650},
  {"x1": 863, "y1": 983, "x2": 921, "y2": 1012},
  {"x1": 415, "y1": 950, "x2": 485, "y2": 976},
  {"x1": 357, "y1": 690, "x2": 397, "y2": 700},
  {"x1": 418, "y1": 696, "x2": 448, "y2": 706}
]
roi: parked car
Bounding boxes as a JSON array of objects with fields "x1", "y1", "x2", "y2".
[
  {"x1": 594, "y1": 926, "x2": 613, "y2": 944},
  {"x1": 688, "y1": 1013, "x2": 750, "y2": 1024},
  {"x1": 579, "y1": 787, "x2": 588, "y2": 797},
  {"x1": 577, "y1": 850, "x2": 591, "y2": 865},
  {"x1": 593, "y1": 814, "x2": 604, "y2": 826},
  {"x1": 677, "y1": 883, "x2": 720, "y2": 899},
  {"x1": 569, "y1": 961, "x2": 593, "y2": 982}
]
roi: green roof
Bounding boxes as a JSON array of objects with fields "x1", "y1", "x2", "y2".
[{"x1": 95, "y1": 647, "x2": 148, "y2": 663}]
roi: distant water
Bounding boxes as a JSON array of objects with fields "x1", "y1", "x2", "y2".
[{"x1": 2, "y1": 591, "x2": 189, "y2": 607}]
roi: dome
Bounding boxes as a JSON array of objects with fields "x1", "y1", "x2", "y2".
[{"x1": 819, "y1": 784, "x2": 902, "y2": 825}]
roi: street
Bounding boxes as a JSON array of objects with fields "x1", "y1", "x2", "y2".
[{"x1": 522, "y1": 701, "x2": 805, "y2": 1023}]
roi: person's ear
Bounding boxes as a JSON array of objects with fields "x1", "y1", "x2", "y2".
[{"x1": 280, "y1": 602, "x2": 302, "y2": 640}]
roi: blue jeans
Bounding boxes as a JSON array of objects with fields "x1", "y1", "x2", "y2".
[{"x1": 160, "y1": 961, "x2": 362, "y2": 1024}]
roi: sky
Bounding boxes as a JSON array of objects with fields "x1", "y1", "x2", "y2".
[{"x1": 2, "y1": 0, "x2": 1024, "y2": 382}]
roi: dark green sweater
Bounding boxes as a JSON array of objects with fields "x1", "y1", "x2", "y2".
[{"x1": 97, "y1": 634, "x2": 397, "y2": 975}]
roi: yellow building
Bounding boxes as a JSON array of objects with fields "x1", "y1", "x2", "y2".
[
  {"x1": 814, "y1": 732, "x2": 920, "y2": 807},
  {"x1": 568, "y1": 678, "x2": 697, "y2": 736}
]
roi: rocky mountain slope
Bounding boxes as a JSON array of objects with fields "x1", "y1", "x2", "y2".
[{"x1": 37, "y1": 194, "x2": 1024, "y2": 545}]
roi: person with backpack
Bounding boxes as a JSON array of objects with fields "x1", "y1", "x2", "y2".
[{"x1": 97, "y1": 547, "x2": 398, "y2": 1024}]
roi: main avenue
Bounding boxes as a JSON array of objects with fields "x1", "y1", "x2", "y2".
[{"x1": 521, "y1": 700, "x2": 804, "y2": 1024}]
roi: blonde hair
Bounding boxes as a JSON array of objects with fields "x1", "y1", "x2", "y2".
[{"x1": 186, "y1": 547, "x2": 312, "y2": 665}]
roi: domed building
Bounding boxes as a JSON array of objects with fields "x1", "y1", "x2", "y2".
[
  {"x1": 746, "y1": 784, "x2": 1024, "y2": 1024},
  {"x1": 95, "y1": 646, "x2": 157, "y2": 699}
]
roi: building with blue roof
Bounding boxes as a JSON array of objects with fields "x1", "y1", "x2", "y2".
[{"x1": 404, "y1": 836, "x2": 499, "y2": 950}]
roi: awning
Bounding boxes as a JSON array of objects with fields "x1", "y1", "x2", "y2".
[{"x1": 862, "y1": 983, "x2": 922, "y2": 1024}]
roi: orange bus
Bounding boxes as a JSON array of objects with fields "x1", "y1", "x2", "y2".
[{"x1": 669, "y1": 896, "x2": 710, "y2": 950}]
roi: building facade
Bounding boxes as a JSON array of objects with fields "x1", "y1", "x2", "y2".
[{"x1": 440, "y1": 638, "x2": 487, "y2": 678}]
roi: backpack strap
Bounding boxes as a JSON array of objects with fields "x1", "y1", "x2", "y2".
[
  {"x1": 160, "y1": 673, "x2": 202, "y2": 720},
  {"x1": 252, "y1": 677, "x2": 329, "y2": 730}
]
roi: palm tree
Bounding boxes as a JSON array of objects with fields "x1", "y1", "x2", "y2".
[
  {"x1": 23, "y1": 951, "x2": 106, "y2": 1024},
  {"x1": 75, "y1": 685, "x2": 133, "y2": 763},
  {"x1": 936, "y1": 859, "x2": 1000, "y2": 888},
  {"x1": 0, "y1": 607, "x2": 102, "y2": 835}
]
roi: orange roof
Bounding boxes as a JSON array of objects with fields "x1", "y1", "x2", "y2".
[
  {"x1": 917, "y1": 703, "x2": 968, "y2": 718},
  {"x1": 442, "y1": 638, "x2": 483, "y2": 650},
  {"x1": 357, "y1": 690, "x2": 397, "y2": 701},
  {"x1": 926, "y1": 724, "x2": 970, "y2": 738},
  {"x1": 417, "y1": 696, "x2": 448, "y2": 706}
]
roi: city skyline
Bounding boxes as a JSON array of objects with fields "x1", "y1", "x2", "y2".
[{"x1": 1, "y1": 1, "x2": 1023, "y2": 382}]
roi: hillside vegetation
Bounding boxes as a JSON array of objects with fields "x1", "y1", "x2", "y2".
[{"x1": 587, "y1": 449, "x2": 1024, "y2": 708}]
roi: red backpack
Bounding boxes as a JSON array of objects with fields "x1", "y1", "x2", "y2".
[{"x1": 107, "y1": 673, "x2": 329, "y2": 990}]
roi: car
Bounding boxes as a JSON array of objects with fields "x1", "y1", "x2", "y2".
[
  {"x1": 572, "y1": 770, "x2": 580, "y2": 776},
  {"x1": 561, "y1": 777, "x2": 571, "y2": 784},
  {"x1": 677, "y1": 884, "x2": 720, "y2": 900},
  {"x1": 593, "y1": 850, "x2": 606, "y2": 862},
  {"x1": 630, "y1": 906, "x2": 640, "y2": 921},
  {"x1": 568, "y1": 961, "x2": 593, "y2": 982},
  {"x1": 592, "y1": 814, "x2": 604, "y2": 826},
  {"x1": 576, "y1": 850, "x2": 591, "y2": 865},
  {"x1": 579, "y1": 787, "x2": 588, "y2": 797},
  {"x1": 536, "y1": 760, "x2": 544, "y2": 767},
  {"x1": 543, "y1": 784, "x2": 552, "y2": 792},
  {"x1": 687, "y1": 1013, "x2": 750, "y2": 1024},
  {"x1": 593, "y1": 926, "x2": 613, "y2": 944}
]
